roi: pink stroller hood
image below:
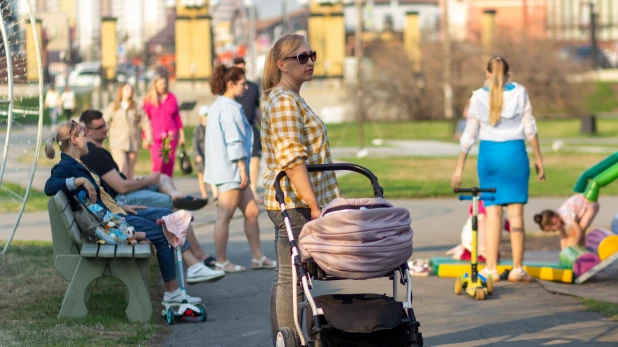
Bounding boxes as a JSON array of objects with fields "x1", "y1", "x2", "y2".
[
  {"x1": 160, "y1": 210, "x2": 193, "y2": 247},
  {"x1": 298, "y1": 197, "x2": 413, "y2": 279}
]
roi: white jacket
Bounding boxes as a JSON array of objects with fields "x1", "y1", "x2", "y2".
[{"x1": 460, "y1": 82, "x2": 537, "y2": 153}]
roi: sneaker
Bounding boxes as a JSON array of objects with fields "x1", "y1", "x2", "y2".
[
  {"x1": 162, "y1": 289, "x2": 202, "y2": 305},
  {"x1": 186, "y1": 263, "x2": 225, "y2": 284},
  {"x1": 479, "y1": 268, "x2": 500, "y2": 282},
  {"x1": 508, "y1": 267, "x2": 533, "y2": 282}
]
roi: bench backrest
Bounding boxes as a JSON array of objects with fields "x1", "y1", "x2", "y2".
[{"x1": 48, "y1": 191, "x2": 82, "y2": 259}]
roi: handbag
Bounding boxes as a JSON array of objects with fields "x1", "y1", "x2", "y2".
[{"x1": 178, "y1": 144, "x2": 193, "y2": 175}]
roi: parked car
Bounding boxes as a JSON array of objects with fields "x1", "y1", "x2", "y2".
[
  {"x1": 560, "y1": 45, "x2": 613, "y2": 69},
  {"x1": 68, "y1": 62, "x2": 102, "y2": 89}
]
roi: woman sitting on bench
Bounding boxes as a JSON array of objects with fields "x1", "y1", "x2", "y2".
[{"x1": 44, "y1": 121, "x2": 224, "y2": 305}]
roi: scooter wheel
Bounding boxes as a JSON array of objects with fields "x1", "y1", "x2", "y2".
[
  {"x1": 475, "y1": 287, "x2": 486, "y2": 300},
  {"x1": 199, "y1": 304, "x2": 207, "y2": 322},
  {"x1": 486, "y1": 276, "x2": 494, "y2": 295},
  {"x1": 166, "y1": 307, "x2": 175, "y2": 325},
  {"x1": 454, "y1": 277, "x2": 463, "y2": 295}
]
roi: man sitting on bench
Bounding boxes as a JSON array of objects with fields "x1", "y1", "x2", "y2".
[{"x1": 79, "y1": 110, "x2": 206, "y2": 211}]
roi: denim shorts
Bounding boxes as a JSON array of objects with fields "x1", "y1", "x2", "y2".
[{"x1": 116, "y1": 184, "x2": 172, "y2": 209}]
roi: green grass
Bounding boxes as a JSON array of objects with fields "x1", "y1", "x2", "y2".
[
  {"x1": 0, "y1": 182, "x2": 50, "y2": 213},
  {"x1": 0, "y1": 241, "x2": 165, "y2": 346},
  {"x1": 585, "y1": 82, "x2": 618, "y2": 114},
  {"x1": 325, "y1": 118, "x2": 618, "y2": 148},
  {"x1": 336, "y1": 152, "x2": 618, "y2": 198},
  {"x1": 581, "y1": 298, "x2": 618, "y2": 321}
]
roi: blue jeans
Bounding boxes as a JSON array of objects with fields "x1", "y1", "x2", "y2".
[
  {"x1": 124, "y1": 207, "x2": 190, "y2": 283},
  {"x1": 116, "y1": 184, "x2": 172, "y2": 209}
]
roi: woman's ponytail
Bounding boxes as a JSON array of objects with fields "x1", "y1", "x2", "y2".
[
  {"x1": 44, "y1": 136, "x2": 56, "y2": 159},
  {"x1": 486, "y1": 57, "x2": 510, "y2": 126}
]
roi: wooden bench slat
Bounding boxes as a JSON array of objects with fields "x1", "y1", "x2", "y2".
[
  {"x1": 98, "y1": 244, "x2": 117, "y2": 258},
  {"x1": 134, "y1": 244, "x2": 151, "y2": 258},
  {"x1": 115, "y1": 244, "x2": 134, "y2": 257},
  {"x1": 80, "y1": 243, "x2": 99, "y2": 257}
]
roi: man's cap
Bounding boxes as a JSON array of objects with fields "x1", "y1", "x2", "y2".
[
  {"x1": 233, "y1": 57, "x2": 246, "y2": 65},
  {"x1": 198, "y1": 105, "x2": 209, "y2": 116}
]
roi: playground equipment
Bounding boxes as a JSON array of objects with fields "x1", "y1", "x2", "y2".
[
  {"x1": 1, "y1": 0, "x2": 45, "y2": 254},
  {"x1": 453, "y1": 187, "x2": 495, "y2": 301},
  {"x1": 568, "y1": 228, "x2": 618, "y2": 284},
  {"x1": 574, "y1": 152, "x2": 618, "y2": 202}
]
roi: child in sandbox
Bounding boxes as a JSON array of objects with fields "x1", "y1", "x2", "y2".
[{"x1": 534, "y1": 194, "x2": 600, "y2": 250}]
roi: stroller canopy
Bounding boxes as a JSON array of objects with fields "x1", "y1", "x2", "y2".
[{"x1": 299, "y1": 197, "x2": 414, "y2": 279}]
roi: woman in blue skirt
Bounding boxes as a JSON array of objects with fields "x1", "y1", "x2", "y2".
[{"x1": 451, "y1": 57, "x2": 546, "y2": 283}]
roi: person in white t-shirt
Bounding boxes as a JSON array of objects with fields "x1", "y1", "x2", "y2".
[
  {"x1": 44, "y1": 85, "x2": 61, "y2": 126},
  {"x1": 61, "y1": 86, "x2": 76, "y2": 121}
]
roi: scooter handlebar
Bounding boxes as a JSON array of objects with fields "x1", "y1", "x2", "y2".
[
  {"x1": 458, "y1": 195, "x2": 495, "y2": 201},
  {"x1": 453, "y1": 187, "x2": 496, "y2": 194}
]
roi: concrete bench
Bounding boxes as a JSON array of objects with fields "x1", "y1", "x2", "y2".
[{"x1": 48, "y1": 191, "x2": 153, "y2": 322}]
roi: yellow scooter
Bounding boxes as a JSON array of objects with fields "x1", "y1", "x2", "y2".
[{"x1": 453, "y1": 187, "x2": 496, "y2": 300}]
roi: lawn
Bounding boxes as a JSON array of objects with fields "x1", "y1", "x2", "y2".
[
  {"x1": 0, "y1": 241, "x2": 165, "y2": 346},
  {"x1": 0, "y1": 182, "x2": 50, "y2": 213},
  {"x1": 335, "y1": 152, "x2": 618, "y2": 199},
  {"x1": 325, "y1": 118, "x2": 618, "y2": 148},
  {"x1": 581, "y1": 298, "x2": 618, "y2": 322}
]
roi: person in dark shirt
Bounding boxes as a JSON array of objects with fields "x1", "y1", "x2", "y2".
[
  {"x1": 79, "y1": 110, "x2": 207, "y2": 211},
  {"x1": 233, "y1": 57, "x2": 263, "y2": 204}
]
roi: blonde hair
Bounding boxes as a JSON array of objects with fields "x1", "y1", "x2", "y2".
[
  {"x1": 486, "y1": 57, "x2": 510, "y2": 126},
  {"x1": 144, "y1": 74, "x2": 168, "y2": 107},
  {"x1": 262, "y1": 34, "x2": 306, "y2": 96},
  {"x1": 112, "y1": 83, "x2": 135, "y2": 112},
  {"x1": 44, "y1": 121, "x2": 85, "y2": 159}
]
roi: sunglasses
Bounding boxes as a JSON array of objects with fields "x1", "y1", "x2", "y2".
[
  {"x1": 282, "y1": 51, "x2": 317, "y2": 65},
  {"x1": 88, "y1": 121, "x2": 108, "y2": 131}
]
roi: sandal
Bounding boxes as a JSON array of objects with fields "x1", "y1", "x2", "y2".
[
  {"x1": 203, "y1": 256, "x2": 216, "y2": 268},
  {"x1": 252, "y1": 255, "x2": 276, "y2": 269},
  {"x1": 215, "y1": 260, "x2": 246, "y2": 273}
]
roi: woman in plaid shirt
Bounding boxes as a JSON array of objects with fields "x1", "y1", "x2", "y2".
[{"x1": 261, "y1": 34, "x2": 340, "y2": 344}]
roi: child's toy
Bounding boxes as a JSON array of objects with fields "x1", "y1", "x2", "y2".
[
  {"x1": 431, "y1": 257, "x2": 574, "y2": 283},
  {"x1": 453, "y1": 187, "x2": 496, "y2": 301},
  {"x1": 157, "y1": 211, "x2": 207, "y2": 324},
  {"x1": 559, "y1": 245, "x2": 601, "y2": 278},
  {"x1": 446, "y1": 200, "x2": 510, "y2": 263},
  {"x1": 575, "y1": 228, "x2": 618, "y2": 284},
  {"x1": 574, "y1": 152, "x2": 618, "y2": 202}
]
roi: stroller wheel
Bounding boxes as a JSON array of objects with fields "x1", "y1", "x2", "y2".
[
  {"x1": 199, "y1": 304, "x2": 207, "y2": 322},
  {"x1": 454, "y1": 277, "x2": 463, "y2": 295},
  {"x1": 166, "y1": 307, "x2": 175, "y2": 325},
  {"x1": 276, "y1": 327, "x2": 299, "y2": 347}
]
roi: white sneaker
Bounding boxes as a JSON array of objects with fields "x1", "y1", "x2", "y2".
[
  {"x1": 508, "y1": 267, "x2": 533, "y2": 282},
  {"x1": 479, "y1": 268, "x2": 500, "y2": 282},
  {"x1": 162, "y1": 289, "x2": 202, "y2": 305},
  {"x1": 186, "y1": 263, "x2": 225, "y2": 284}
]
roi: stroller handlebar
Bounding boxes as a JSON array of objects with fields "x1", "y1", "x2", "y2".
[{"x1": 274, "y1": 163, "x2": 384, "y2": 205}]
